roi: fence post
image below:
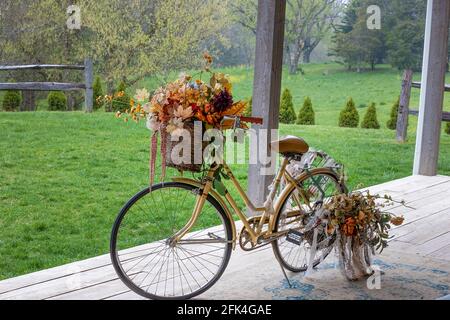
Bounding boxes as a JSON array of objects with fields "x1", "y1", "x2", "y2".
[
  {"x1": 84, "y1": 58, "x2": 93, "y2": 113},
  {"x1": 396, "y1": 69, "x2": 413, "y2": 142}
]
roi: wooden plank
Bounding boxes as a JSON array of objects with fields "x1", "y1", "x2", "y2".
[
  {"x1": 392, "y1": 209, "x2": 450, "y2": 244},
  {"x1": 0, "y1": 64, "x2": 84, "y2": 71},
  {"x1": 428, "y1": 244, "x2": 450, "y2": 260},
  {"x1": 247, "y1": 0, "x2": 286, "y2": 214},
  {"x1": 396, "y1": 69, "x2": 413, "y2": 142},
  {"x1": 0, "y1": 82, "x2": 86, "y2": 91},
  {"x1": 411, "y1": 81, "x2": 450, "y2": 92},
  {"x1": 408, "y1": 109, "x2": 450, "y2": 122},
  {"x1": 0, "y1": 254, "x2": 111, "y2": 295},
  {"x1": 413, "y1": 0, "x2": 450, "y2": 175},
  {"x1": 420, "y1": 231, "x2": 450, "y2": 255}
]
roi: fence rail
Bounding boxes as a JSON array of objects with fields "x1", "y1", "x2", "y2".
[
  {"x1": 0, "y1": 64, "x2": 85, "y2": 71},
  {"x1": 0, "y1": 59, "x2": 93, "y2": 112},
  {"x1": 396, "y1": 70, "x2": 450, "y2": 142}
]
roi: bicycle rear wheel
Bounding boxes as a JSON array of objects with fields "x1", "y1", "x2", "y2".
[
  {"x1": 110, "y1": 182, "x2": 232, "y2": 300},
  {"x1": 272, "y1": 169, "x2": 345, "y2": 272}
]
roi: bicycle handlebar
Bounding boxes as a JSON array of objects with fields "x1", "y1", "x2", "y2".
[{"x1": 221, "y1": 115, "x2": 263, "y2": 126}]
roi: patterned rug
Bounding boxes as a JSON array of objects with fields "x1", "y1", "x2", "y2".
[{"x1": 201, "y1": 248, "x2": 450, "y2": 300}]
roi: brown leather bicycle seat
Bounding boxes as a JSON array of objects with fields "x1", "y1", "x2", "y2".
[{"x1": 271, "y1": 135, "x2": 309, "y2": 155}]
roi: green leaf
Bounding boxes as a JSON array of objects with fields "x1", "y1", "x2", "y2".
[{"x1": 213, "y1": 179, "x2": 226, "y2": 196}]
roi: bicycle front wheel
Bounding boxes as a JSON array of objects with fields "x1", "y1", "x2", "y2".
[{"x1": 110, "y1": 182, "x2": 233, "y2": 300}]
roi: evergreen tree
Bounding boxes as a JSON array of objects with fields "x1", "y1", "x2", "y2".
[
  {"x1": 47, "y1": 92, "x2": 67, "y2": 111},
  {"x1": 387, "y1": 97, "x2": 400, "y2": 130},
  {"x1": 297, "y1": 96, "x2": 315, "y2": 125},
  {"x1": 93, "y1": 76, "x2": 104, "y2": 111},
  {"x1": 361, "y1": 103, "x2": 380, "y2": 129},
  {"x1": 339, "y1": 97, "x2": 359, "y2": 128},
  {"x1": 386, "y1": 0, "x2": 426, "y2": 71},
  {"x1": 279, "y1": 89, "x2": 296, "y2": 124},
  {"x1": 244, "y1": 97, "x2": 252, "y2": 117},
  {"x1": 2, "y1": 90, "x2": 22, "y2": 111},
  {"x1": 331, "y1": 0, "x2": 386, "y2": 71}
]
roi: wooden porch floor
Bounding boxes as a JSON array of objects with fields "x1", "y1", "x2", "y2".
[{"x1": 1, "y1": 175, "x2": 449, "y2": 300}]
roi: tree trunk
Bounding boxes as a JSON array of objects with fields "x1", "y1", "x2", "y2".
[
  {"x1": 303, "y1": 49, "x2": 311, "y2": 63},
  {"x1": 288, "y1": 51, "x2": 301, "y2": 75}
]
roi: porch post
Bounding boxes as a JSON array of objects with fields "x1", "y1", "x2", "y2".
[
  {"x1": 413, "y1": 0, "x2": 450, "y2": 175},
  {"x1": 247, "y1": 0, "x2": 286, "y2": 214}
]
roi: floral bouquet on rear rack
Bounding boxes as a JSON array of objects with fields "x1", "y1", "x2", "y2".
[
  {"x1": 315, "y1": 191, "x2": 406, "y2": 280},
  {"x1": 104, "y1": 53, "x2": 248, "y2": 184}
]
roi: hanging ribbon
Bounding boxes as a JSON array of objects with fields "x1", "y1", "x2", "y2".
[
  {"x1": 160, "y1": 126, "x2": 167, "y2": 183},
  {"x1": 150, "y1": 131, "x2": 158, "y2": 190}
]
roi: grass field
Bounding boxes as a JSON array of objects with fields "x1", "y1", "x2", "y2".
[{"x1": 1, "y1": 63, "x2": 450, "y2": 280}]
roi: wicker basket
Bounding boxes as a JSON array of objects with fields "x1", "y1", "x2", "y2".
[{"x1": 165, "y1": 121, "x2": 205, "y2": 172}]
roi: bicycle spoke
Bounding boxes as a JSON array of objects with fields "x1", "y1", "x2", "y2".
[{"x1": 112, "y1": 183, "x2": 231, "y2": 299}]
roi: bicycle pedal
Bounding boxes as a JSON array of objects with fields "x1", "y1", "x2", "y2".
[{"x1": 285, "y1": 229, "x2": 304, "y2": 245}]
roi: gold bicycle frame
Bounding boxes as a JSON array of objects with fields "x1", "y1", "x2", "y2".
[{"x1": 170, "y1": 156, "x2": 326, "y2": 249}]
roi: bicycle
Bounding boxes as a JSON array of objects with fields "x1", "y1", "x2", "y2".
[{"x1": 110, "y1": 115, "x2": 347, "y2": 299}]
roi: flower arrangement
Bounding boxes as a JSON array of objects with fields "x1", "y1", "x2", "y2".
[
  {"x1": 105, "y1": 53, "x2": 248, "y2": 184},
  {"x1": 144, "y1": 53, "x2": 247, "y2": 134},
  {"x1": 321, "y1": 191, "x2": 405, "y2": 280}
]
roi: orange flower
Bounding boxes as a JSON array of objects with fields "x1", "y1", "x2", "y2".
[
  {"x1": 342, "y1": 217, "x2": 356, "y2": 236},
  {"x1": 390, "y1": 216, "x2": 404, "y2": 226}
]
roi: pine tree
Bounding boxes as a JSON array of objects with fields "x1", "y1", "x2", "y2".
[
  {"x1": 387, "y1": 97, "x2": 399, "y2": 130},
  {"x1": 2, "y1": 90, "x2": 22, "y2": 111},
  {"x1": 93, "y1": 76, "x2": 104, "y2": 111},
  {"x1": 339, "y1": 97, "x2": 359, "y2": 128},
  {"x1": 361, "y1": 103, "x2": 380, "y2": 129},
  {"x1": 279, "y1": 89, "x2": 296, "y2": 124},
  {"x1": 244, "y1": 97, "x2": 252, "y2": 116},
  {"x1": 47, "y1": 92, "x2": 67, "y2": 111},
  {"x1": 297, "y1": 96, "x2": 315, "y2": 125}
]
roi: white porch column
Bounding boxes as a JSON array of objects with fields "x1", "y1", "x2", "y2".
[
  {"x1": 413, "y1": 0, "x2": 450, "y2": 176},
  {"x1": 247, "y1": 0, "x2": 286, "y2": 213}
]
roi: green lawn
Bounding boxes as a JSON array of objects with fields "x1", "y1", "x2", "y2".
[{"x1": 1, "y1": 63, "x2": 450, "y2": 280}]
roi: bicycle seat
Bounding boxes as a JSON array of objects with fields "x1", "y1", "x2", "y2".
[{"x1": 271, "y1": 135, "x2": 309, "y2": 155}]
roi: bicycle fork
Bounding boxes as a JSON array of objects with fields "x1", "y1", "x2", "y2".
[{"x1": 168, "y1": 168, "x2": 217, "y2": 246}]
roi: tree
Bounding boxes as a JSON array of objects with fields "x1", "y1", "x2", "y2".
[
  {"x1": 339, "y1": 97, "x2": 359, "y2": 127},
  {"x1": 446, "y1": 122, "x2": 450, "y2": 135},
  {"x1": 297, "y1": 96, "x2": 315, "y2": 125},
  {"x1": 244, "y1": 97, "x2": 252, "y2": 117},
  {"x1": 387, "y1": 97, "x2": 399, "y2": 130},
  {"x1": 2, "y1": 91, "x2": 22, "y2": 111},
  {"x1": 361, "y1": 103, "x2": 380, "y2": 129},
  {"x1": 280, "y1": 89, "x2": 297, "y2": 124},
  {"x1": 93, "y1": 76, "x2": 103, "y2": 111},
  {"x1": 231, "y1": 0, "x2": 340, "y2": 74},
  {"x1": 0, "y1": 0, "x2": 230, "y2": 99},
  {"x1": 331, "y1": 0, "x2": 386, "y2": 71},
  {"x1": 385, "y1": 0, "x2": 426, "y2": 71},
  {"x1": 47, "y1": 92, "x2": 67, "y2": 111}
]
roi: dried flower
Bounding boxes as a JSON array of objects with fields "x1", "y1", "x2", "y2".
[
  {"x1": 134, "y1": 88, "x2": 150, "y2": 102},
  {"x1": 390, "y1": 216, "x2": 405, "y2": 226},
  {"x1": 212, "y1": 90, "x2": 233, "y2": 113}
]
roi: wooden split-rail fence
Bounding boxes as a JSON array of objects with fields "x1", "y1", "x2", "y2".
[
  {"x1": 396, "y1": 69, "x2": 450, "y2": 142},
  {"x1": 0, "y1": 58, "x2": 93, "y2": 112}
]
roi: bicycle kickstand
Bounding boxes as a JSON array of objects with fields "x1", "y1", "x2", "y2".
[{"x1": 274, "y1": 253, "x2": 292, "y2": 288}]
